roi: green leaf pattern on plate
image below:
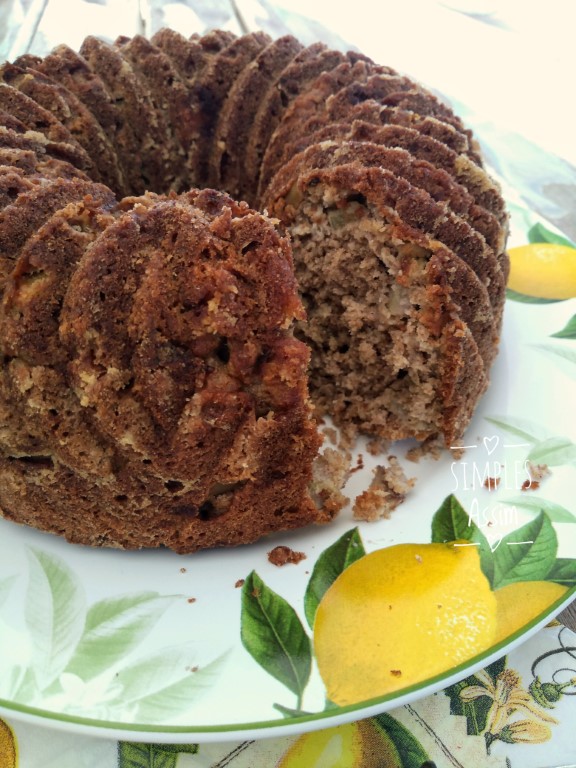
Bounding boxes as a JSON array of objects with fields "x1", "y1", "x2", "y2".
[
  {"x1": 531, "y1": 343, "x2": 576, "y2": 374},
  {"x1": 431, "y1": 495, "x2": 494, "y2": 585},
  {"x1": 303, "y1": 527, "x2": 365, "y2": 629},
  {"x1": 528, "y1": 222, "x2": 576, "y2": 248},
  {"x1": 24, "y1": 548, "x2": 86, "y2": 690},
  {"x1": 118, "y1": 742, "x2": 198, "y2": 768},
  {"x1": 239, "y1": 493, "x2": 574, "y2": 711},
  {"x1": 241, "y1": 571, "x2": 311, "y2": 709},
  {"x1": 0, "y1": 576, "x2": 16, "y2": 608},
  {"x1": 0, "y1": 548, "x2": 226, "y2": 723},
  {"x1": 550, "y1": 314, "x2": 576, "y2": 339},
  {"x1": 545, "y1": 559, "x2": 576, "y2": 587},
  {"x1": 64, "y1": 592, "x2": 176, "y2": 681},
  {"x1": 485, "y1": 416, "x2": 576, "y2": 467},
  {"x1": 491, "y1": 513, "x2": 558, "y2": 588},
  {"x1": 500, "y1": 496, "x2": 576, "y2": 524}
]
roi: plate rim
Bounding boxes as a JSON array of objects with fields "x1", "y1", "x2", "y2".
[{"x1": 1, "y1": 588, "x2": 573, "y2": 743}]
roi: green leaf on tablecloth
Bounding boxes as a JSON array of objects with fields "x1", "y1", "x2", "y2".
[
  {"x1": 24, "y1": 548, "x2": 86, "y2": 690},
  {"x1": 528, "y1": 222, "x2": 576, "y2": 248},
  {"x1": 64, "y1": 592, "x2": 178, "y2": 680},
  {"x1": 117, "y1": 742, "x2": 197, "y2": 768},
  {"x1": 545, "y1": 558, "x2": 576, "y2": 587},
  {"x1": 303, "y1": 527, "x2": 365, "y2": 629},
  {"x1": 444, "y1": 657, "x2": 507, "y2": 735},
  {"x1": 431, "y1": 495, "x2": 494, "y2": 586},
  {"x1": 492, "y1": 512, "x2": 558, "y2": 588},
  {"x1": 500, "y1": 496, "x2": 576, "y2": 524},
  {"x1": 116, "y1": 644, "x2": 226, "y2": 721},
  {"x1": 372, "y1": 713, "x2": 431, "y2": 766},
  {"x1": 505, "y1": 288, "x2": 562, "y2": 304},
  {"x1": 551, "y1": 314, "x2": 576, "y2": 339},
  {"x1": 241, "y1": 571, "x2": 311, "y2": 702}
]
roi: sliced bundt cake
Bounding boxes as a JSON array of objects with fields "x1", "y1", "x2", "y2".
[{"x1": 0, "y1": 28, "x2": 509, "y2": 551}]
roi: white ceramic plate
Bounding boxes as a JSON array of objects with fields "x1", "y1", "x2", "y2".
[{"x1": 0, "y1": 197, "x2": 575, "y2": 743}]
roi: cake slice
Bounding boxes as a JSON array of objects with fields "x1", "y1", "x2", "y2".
[
  {"x1": 0, "y1": 176, "x2": 114, "y2": 293},
  {"x1": 262, "y1": 155, "x2": 500, "y2": 444},
  {"x1": 79, "y1": 36, "x2": 172, "y2": 193},
  {"x1": 209, "y1": 34, "x2": 303, "y2": 200},
  {"x1": 184, "y1": 32, "x2": 271, "y2": 191},
  {"x1": 258, "y1": 61, "x2": 407, "y2": 198},
  {"x1": 0, "y1": 84, "x2": 93, "y2": 174},
  {"x1": 24, "y1": 44, "x2": 130, "y2": 196},
  {"x1": 114, "y1": 35, "x2": 196, "y2": 192},
  {"x1": 1, "y1": 60, "x2": 124, "y2": 191},
  {"x1": 246, "y1": 43, "x2": 346, "y2": 204}
]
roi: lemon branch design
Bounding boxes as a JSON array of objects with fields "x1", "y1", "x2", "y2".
[
  {"x1": 506, "y1": 221, "x2": 576, "y2": 303},
  {"x1": 0, "y1": 547, "x2": 227, "y2": 723},
  {"x1": 240, "y1": 495, "x2": 575, "y2": 717}
]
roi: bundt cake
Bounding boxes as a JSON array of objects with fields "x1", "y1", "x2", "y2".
[{"x1": 0, "y1": 28, "x2": 509, "y2": 552}]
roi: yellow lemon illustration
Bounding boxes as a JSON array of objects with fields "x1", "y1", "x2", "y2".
[
  {"x1": 507, "y1": 243, "x2": 576, "y2": 299},
  {"x1": 277, "y1": 721, "x2": 402, "y2": 767},
  {"x1": 0, "y1": 719, "x2": 16, "y2": 768},
  {"x1": 313, "y1": 542, "x2": 497, "y2": 706},
  {"x1": 494, "y1": 580, "x2": 568, "y2": 643}
]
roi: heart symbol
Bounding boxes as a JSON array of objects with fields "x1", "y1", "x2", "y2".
[{"x1": 483, "y1": 435, "x2": 499, "y2": 456}]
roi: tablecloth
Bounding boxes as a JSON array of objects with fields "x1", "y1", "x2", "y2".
[{"x1": 0, "y1": 1, "x2": 575, "y2": 765}]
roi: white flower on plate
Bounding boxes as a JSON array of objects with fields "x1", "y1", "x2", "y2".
[{"x1": 42, "y1": 671, "x2": 136, "y2": 721}]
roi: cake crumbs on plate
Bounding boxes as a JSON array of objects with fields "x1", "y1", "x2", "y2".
[
  {"x1": 321, "y1": 426, "x2": 339, "y2": 445},
  {"x1": 353, "y1": 456, "x2": 416, "y2": 522},
  {"x1": 532, "y1": 462, "x2": 549, "y2": 478},
  {"x1": 310, "y1": 446, "x2": 352, "y2": 517},
  {"x1": 349, "y1": 453, "x2": 365, "y2": 474},
  {"x1": 406, "y1": 434, "x2": 445, "y2": 462},
  {"x1": 268, "y1": 545, "x2": 306, "y2": 566},
  {"x1": 484, "y1": 475, "x2": 501, "y2": 491},
  {"x1": 366, "y1": 436, "x2": 390, "y2": 457},
  {"x1": 522, "y1": 461, "x2": 551, "y2": 491}
]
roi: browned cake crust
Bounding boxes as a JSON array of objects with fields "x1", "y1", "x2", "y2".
[
  {"x1": 184, "y1": 32, "x2": 271, "y2": 191},
  {"x1": 115, "y1": 35, "x2": 197, "y2": 193},
  {"x1": 23, "y1": 44, "x2": 131, "y2": 196},
  {"x1": 0, "y1": 29, "x2": 509, "y2": 552},
  {"x1": 245, "y1": 43, "x2": 346, "y2": 203},
  {"x1": 0, "y1": 190, "x2": 328, "y2": 552},
  {"x1": 0, "y1": 61, "x2": 122, "y2": 187},
  {"x1": 79, "y1": 35, "x2": 175, "y2": 194},
  {"x1": 210, "y1": 34, "x2": 303, "y2": 201}
]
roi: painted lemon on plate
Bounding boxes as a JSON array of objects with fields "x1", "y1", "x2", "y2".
[
  {"x1": 507, "y1": 242, "x2": 576, "y2": 299},
  {"x1": 0, "y1": 719, "x2": 16, "y2": 768},
  {"x1": 494, "y1": 580, "x2": 568, "y2": 643},
  {"x1": 313, "y1": 541, "x2": 497, "y2": 706}
]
